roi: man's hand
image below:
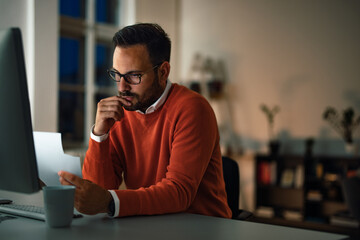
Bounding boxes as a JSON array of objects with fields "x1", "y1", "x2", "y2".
[
  {"x1": 58, "y1": 171, "x2": 113, "y2": 215},
  {"x1": 93, "y1": 96, "x2": 130, "y2": 136}
]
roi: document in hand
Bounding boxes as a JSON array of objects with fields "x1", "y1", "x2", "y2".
[{"x1": 33, "y1": 132, "x2": 82, "y2": 186}]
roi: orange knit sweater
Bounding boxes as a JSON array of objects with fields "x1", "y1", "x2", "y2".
[{"x1": 82, "y1": 84, "x2": 232, "y2": 218}]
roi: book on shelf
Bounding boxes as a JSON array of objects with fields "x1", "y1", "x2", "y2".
[
  {"x1": 306, "y1": 190, "x2": 323, "y2": 201},
  {"x1": 294, "y1": 165, "x2": 304, "y2": 188},
  {"x1": 330, "y1": 210, "x2": 360, "y2": 229},
  {"x1": 255, "y1": 206, "x2": 274, "y2": 218},
  {"x1": 257, "y1": 161, "x2": 270, "y2": 185},
  {"x1": 270, "y1": 161, "x2": 277, "y2": 185},
  {"x1": 346, "y1": 168, "x2": 360, "y2": 178},
  {"x1": 278, "y1": 166, "x2": 304, "y2": 188},
  {"x1": 282, "y1": 210, "x2": 303, "y2": 222},
  {"x1": 257, "y1": 160, "x2": 277, "y2": 185},
  {"x1": 280, "y1": 168, "x2": 294, "y2": 188},
  {"x1": 323, "y1": 172, "x2": 339, "y2": 182}
]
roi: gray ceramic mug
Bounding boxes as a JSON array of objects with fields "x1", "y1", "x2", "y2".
[{"x1": 43, "y1": 185, "x2": 75, "y2": 227}]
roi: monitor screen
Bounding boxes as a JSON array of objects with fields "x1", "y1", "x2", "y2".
[{"x1": 0, "y1": 28, "x2": 40, "y2": 193}]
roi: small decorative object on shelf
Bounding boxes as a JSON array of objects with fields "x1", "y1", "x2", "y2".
[
  {"x1": 323, "y1": 106, "x2": 360, "y2": 155},
  {"x1": 260, "y1": 104, "x2": 281, "y2": 156},
  {"x1": 186, "y1": 53, "x2": 204, "y2": 94},
  {"x1": 185, "y1": 53, "x2": 225, "y2": 99}
]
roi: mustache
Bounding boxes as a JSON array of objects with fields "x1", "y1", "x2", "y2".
[{"x1": 117, "y1": 91, "x2": 135, "y2": 97}]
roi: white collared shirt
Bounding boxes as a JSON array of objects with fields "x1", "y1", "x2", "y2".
[{"x1": 136, "y1": 79, "x2": 172, "y2": 114}]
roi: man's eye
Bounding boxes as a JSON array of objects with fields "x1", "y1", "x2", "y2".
[{"x1": 130, "y1": 74, "x2": 141, "y2": 77}]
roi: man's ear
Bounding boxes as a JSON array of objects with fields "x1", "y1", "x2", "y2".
[{"x1": 159, "y1": 61, "x2": 170, "y2": 81}]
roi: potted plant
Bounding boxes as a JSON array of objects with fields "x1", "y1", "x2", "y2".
[
  {"x1": 323, "y1": 107, "x2": 360, "y2": 154},
  {"x1": 260, "y1": 104, "x2": 281, "y2": 156}
]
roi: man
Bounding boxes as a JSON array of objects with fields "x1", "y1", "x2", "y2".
[{"x1": 59, "y1": 23, "x2": 231, "y2": 218}]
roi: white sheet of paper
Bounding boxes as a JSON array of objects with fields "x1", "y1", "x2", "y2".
[{"x1": 33, "y1": 131, "x2": 82, "y2": 186}]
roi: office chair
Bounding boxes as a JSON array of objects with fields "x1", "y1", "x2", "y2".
[{"x1": 222, "y1": 156, "x2": 253, "y2": 220}]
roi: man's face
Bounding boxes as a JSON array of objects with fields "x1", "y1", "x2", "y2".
[{"x1": 112, "y1": 45, "x2": 166, "y2": 113}]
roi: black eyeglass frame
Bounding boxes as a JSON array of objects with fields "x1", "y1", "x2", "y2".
[{"x1": 107, "y1": 64, "x2": 161, "y2": 85}]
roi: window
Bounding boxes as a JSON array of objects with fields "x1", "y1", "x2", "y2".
[
  {"x1": 60, "y1": 0, "x2": 85, "y2": 19},
  {"x1": 59, "y1": 0, "x2": 121, "y2": 149},
  {"x1": 95, "y1": 42, "x2": 115, "y2": 87},
  {"x1": 96, "y1": 0, "x2": 119, "y2": 24},
  {"x1": 59, "y1": 37, "x2": 85, "y2": 142}
]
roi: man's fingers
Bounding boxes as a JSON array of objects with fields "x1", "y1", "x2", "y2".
[
  {"x1": 98, "y1": 111, "x2": 123, "y2": 122},
  {"x1": 58, "y1": 171, "x2": 82, "y2": 188},
  {"x1": 98, "y1": 96, "x2": 129, "y2": 107},
  {"x1": 99, "y1": 95, "x2": 131, "y2": 107},
  {"x1": 57, "y1": 171, "x2": 110, "y2": 215},
  {"x1": 93, "y1": 96, "x2": 126, "y2": 136},
  {"x1": 59, "y1": 176, "x2": 73, "y2": 186}
]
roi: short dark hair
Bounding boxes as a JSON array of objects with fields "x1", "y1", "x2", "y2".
[{"x1": 113, "y1": 23, "x2": 171, "y2": 66}]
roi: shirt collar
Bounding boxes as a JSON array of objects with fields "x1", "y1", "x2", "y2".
[{"x1": 136, "y1": 79, "x2": 172, "y2": 114}]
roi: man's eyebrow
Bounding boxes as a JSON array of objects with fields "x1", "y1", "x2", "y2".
[
  {"x1": 126, "y1": 70, "x2": 143, "y2": 75},
  {"x1": 112, "y1": 68, "x2": 143, "y2": 75}
]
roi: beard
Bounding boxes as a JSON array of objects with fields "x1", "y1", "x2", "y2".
[{"x1": 118, "y1": 74, "x2": 164, "y2": 113}]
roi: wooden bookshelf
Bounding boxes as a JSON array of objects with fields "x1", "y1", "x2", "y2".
[{"x1": 253, "y1": 154, "x2": 360, "y2": 239}]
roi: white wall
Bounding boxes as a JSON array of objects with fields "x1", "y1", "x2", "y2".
[
  {"x1": 0, "y1": 0, "x2": 35, "y2": 117},
  {"x1": 0, "y1": 0, "x2": 58, "y2": 132},
  {"x1": 33, "y1": 0, "x2": 58, "y2": 132},
  {"x1": 135, "y1": 0, "x2": 179, "y2": 83},
  {"x1": 179, "y1": 0, "x2": 360, "y2": 155}
]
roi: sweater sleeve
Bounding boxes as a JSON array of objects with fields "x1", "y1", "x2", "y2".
[
  {"x1": 82, "y1": 137, "x2": 124, "y2": 190},
  {"x1": 114, "y1": 96, "x2": 221, "y2": 217}
]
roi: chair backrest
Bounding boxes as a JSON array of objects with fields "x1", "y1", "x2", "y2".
[{"x1": 222, "y1": 156, "x2": 240, "y2": 219}]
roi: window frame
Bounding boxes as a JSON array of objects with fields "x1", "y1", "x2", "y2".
[{"x1": 59, "y1": 0, "x2": 121, "y2": 149}]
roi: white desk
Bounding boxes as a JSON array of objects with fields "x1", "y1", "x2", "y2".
[{"x1": 0, "y1": 212, "x2": 349, "y2": 240}]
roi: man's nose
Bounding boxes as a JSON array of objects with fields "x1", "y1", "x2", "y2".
[{"x1": 117, "y1": 77, "x2": 131, "y2": 92}]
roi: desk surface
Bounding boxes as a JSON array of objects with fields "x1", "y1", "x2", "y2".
[{"x1": 0, "y1": 212, "x2": 348, "y2": 240}]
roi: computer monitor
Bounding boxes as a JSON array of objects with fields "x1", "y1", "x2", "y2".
[{"x1": 0, "y1": 28, "x2": 40, "y2": 193}]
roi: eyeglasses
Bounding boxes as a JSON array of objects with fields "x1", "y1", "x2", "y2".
[{"x1": 107, "y1": 64, "x2": 160, "y2": 85}]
